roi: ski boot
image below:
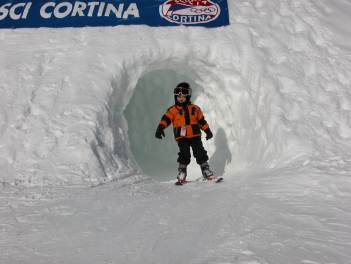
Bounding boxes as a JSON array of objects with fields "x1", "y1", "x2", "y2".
[
  {"x1": 176, "y1": 163, "x2": 187, "y2": 185},
  {"x1": 200, "y1": 162, "x2": 215, "y2": 180}
]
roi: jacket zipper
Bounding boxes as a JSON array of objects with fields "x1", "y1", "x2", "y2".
[{"x1": 183, "y1": 105, "x2": 191, "y2": 125}]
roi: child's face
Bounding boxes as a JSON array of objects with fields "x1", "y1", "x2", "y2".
[{"x1": 177, "y1": 94, "x2": 186, "y2": 103}]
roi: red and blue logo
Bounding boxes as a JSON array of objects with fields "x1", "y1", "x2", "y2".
[{"x1": 159, "y1": 0, "x2": 221, "y2": 25}]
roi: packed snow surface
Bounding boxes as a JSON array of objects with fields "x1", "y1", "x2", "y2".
[
  {"x1": 2, "y1": 170, "x2": 351, "y2": 264},
  {"x1": 1, "y1": 0, "x2": 351, "y2": 263}
]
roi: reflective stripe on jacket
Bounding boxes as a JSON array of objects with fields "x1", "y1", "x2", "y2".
[{"x1": 159, "y1": 103, "x2": 210, "y2": 141}]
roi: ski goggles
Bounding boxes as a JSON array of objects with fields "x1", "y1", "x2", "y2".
[{"x1": 174, "y1": 87, "x2": 192, "y2": 96}]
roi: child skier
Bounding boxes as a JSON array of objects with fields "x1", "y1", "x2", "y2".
[{"x1": 155, "y1": 82, "x2": 215, "y2": 184}]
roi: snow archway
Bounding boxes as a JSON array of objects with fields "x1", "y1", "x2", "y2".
[
  {"x1": 99, "y1": 52, "x2": 308, "y2": 184},
  {"x1": 102, "y1": 48, "x2": 286, "y2": 184}
]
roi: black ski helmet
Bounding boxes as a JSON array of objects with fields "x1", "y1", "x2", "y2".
[{"x1": 174, "y1": 82, "x2": 192, "y2": 105}]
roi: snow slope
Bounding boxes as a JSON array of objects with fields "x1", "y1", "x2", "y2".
[
  {"x1": 1, "y1": 0, "x2": 351, "y2": 263},
  {"x1": 1, "y1": 169, "x2": 351, "y2": 264}
]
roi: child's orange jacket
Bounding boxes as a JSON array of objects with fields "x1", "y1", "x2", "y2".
[{"x1": 158, "y1": 103, "x2": 210, "y2": 141}]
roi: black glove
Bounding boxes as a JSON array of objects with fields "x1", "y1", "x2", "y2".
[
  {"x1": 204, "y1": 128, "x2": 213, "y2": 140},
  {"x1": 155, "y1": 125, "x2": 165, "y2": 139}
]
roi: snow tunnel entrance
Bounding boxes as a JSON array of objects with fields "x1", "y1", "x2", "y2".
[{"x1": 124, "y1": 69, "x2": 199, "y2": 181}]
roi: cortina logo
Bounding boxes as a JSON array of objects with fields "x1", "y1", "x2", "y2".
[{"x1": 159, "y1": 0, "x2": 221, "y2": 25}]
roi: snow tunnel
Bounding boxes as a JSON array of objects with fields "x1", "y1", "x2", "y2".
[
  {"x1": 104, "y1": 54, "x2": 280, "y2": 183},
  {"x1": 101, "y1": 47, "x2": 311, "y2": 185},
  {"x1": 123, "y1": 69, "x2": 201, "y2": 181}
]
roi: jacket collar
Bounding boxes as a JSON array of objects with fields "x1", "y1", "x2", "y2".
[{"x1": 175, "y1": 101, "x2": 191, "y2": 108}]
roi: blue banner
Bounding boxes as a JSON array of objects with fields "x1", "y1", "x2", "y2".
[{"x1": 0, "y1": 0, "x2": 229, "y2": 29}]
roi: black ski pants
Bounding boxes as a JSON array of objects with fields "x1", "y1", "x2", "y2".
[{"x1": 177, "y1": 137, "x2": 208, "y2": 165}]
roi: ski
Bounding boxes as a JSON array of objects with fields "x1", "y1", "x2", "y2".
[{"x1": 175, "y1": 176, "x2": 223, "y2": 186}]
